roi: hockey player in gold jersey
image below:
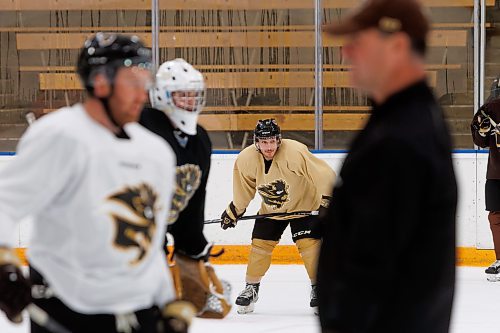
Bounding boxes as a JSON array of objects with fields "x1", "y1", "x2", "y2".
[{"x1": 220, "y1": 119, "x2": 336, "y2": 314}]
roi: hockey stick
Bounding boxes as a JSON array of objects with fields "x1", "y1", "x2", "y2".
[
  {"x1": 204, "y1": 210, "x2": 319, "y2": 225},
  {"x1": 481, "y1": 109, "x2": 500, "y2": 129},
  {"x1": 27, "y1": 304, "x2": 72, "y2": 333}
]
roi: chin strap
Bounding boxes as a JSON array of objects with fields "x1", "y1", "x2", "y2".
[
  {"x1": 98, "y1": 96, "x2": 118, "y2": 127},
  {"x1": 98, "y1": 96, "x2": 130, "y2": 139}
]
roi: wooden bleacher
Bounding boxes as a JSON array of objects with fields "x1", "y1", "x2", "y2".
[
  {"x1": 198, "y1": 113, "x2": 370, "y2": 132},
  {"x1": 0, "y1": 0, "x2": 492, "y2": 148},
  {"x1": 19, "y1": 26, "x2": 457, "y2": 133},
  {"x1": 2, "y1": 0, "x2": 494, "y2": 11},
  {"x1": 16, "y1": 30, "x2": 467, "y2": 50},
  {"x1": 37, "y1": 71, "x2": 438, "y2": 91}
]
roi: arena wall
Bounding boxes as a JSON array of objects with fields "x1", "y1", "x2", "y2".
[{"x1": 0, "y1": 152, "x2": 494, "y2": 266}]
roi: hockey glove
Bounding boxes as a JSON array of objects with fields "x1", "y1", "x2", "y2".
[
  {"x1": 472, "y1": 108, "x2": 493, "y2": 137},
  {"x1": 471, "y1": 113, "x2": 481, "y2": 131},
  {"x1": 160, "y1": 300, "x2": 196, "y2": 333},
  {"x1": 319, "y1": 195, "x2": 332, "y2": 217},
  {"x1": 220, "y1": 202, "x2": 244, "y2": 230},
  {"x1": 0, "y1": 247, "x2": 31, "y2": 323},
  {"x1": 479, "y1": 117, "x2": 492, "y2": 137}
]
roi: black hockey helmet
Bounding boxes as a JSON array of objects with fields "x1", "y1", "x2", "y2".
[
  {"x1": 77, "y1": 33, "x2": 152, "y2": 94},
  {"x1": 254, "y1": 118, "x2": 281, "y2": 139},
  {"x1": 487, "y1": 77, "x2": 500, "y2": 103},
  {"x1": 254, "y1": 118, "x2": 281, "y2": 151}
]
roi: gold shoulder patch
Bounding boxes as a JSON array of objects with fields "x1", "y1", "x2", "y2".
[{"x1": 169, "y1": 164, "x2": 202, "y2": 224}]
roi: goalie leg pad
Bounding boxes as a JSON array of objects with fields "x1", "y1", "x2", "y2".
[
  {"x1": 198, "y1": 265, "x2": 232, "y2": 319},
  {"x1": 169, "y1": 261, "x2": 183, "y2": 300},
  {"x1": 173, "y1": 254, "x2": 231, "y2": 319},
  {"x1": 173, "y1": 254, "x2": 210, "y2": 312}
]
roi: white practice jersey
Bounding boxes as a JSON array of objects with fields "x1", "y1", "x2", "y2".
[{"x1": 0, "y1": 104, "x2": 176, "y2": 314}]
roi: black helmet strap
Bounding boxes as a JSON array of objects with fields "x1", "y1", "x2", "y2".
[
  {"x1": 98, "y1": 94, "x2": 119, "y2": 128},
  {"x1": 88, "y1": 66, "x2": 127, "y2": 136},
  {"x1": 98, "y1": 93, "x2": 130, "y2": 139}
]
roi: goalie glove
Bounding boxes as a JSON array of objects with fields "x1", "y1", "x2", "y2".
[
  {"x1": 220, "y1": 202, "x2": 244, "y2": 230},
  {"x1": 160, "y1": 300, "x2": 196, "y2": 333},
  {"x1": 0, "y1": 247, "x2": 31, "y2": 323}
]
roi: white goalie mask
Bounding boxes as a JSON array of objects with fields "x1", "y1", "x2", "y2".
[{"x1": 150, "y1": 58, "x2": 205, "y2": 135}]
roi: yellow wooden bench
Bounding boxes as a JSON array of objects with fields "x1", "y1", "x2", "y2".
[
  {"x1": 2, "y1": 0, "x2": 494, "y2": 11},
  {"x1": 20, "y1": 64, "x2": 462, "y2": 72},
  {"x1": 16, "y1": 30, "x2": 468, "y2": 50},
  {"x1": 1, "y1": 0, "x2": 487, "y2": 150},
  {"x1": 39, "y1": 108, "x2": 369, "y2": 131},
  {"x1": 0, "y1": 22, "x2": 487, "y2": 33},
  {"x1": 37, "y1": 71, "x2": 438, "y2": 90},
  {"x1": 198, "y1": 113, "x2": 369, "y2": 132}
]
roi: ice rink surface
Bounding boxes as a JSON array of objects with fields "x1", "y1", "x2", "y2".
[{"x1": 1, "y1": 265, "x2": 499, "y2": 333}]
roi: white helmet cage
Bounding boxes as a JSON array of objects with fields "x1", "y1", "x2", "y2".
[{"x1": 150, "y1": 58, "x2": 206, "y2": 135}]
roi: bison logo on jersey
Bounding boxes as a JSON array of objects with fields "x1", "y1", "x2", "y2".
[
  {"x1": 168, "y1": 164, "x2": 202, "y2": 224},
  {"x1": 107, "y1": 183, "x2": 158, "y2": 265},
  {"x1": 257, "y1": 179, "x2": 290, "y2": 210}
]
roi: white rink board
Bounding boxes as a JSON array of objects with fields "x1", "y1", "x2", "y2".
[{"x1": 0, "y1": 152, "x2": 491, "y2": 249}]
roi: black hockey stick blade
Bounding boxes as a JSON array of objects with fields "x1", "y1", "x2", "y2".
[{"x1": 204, "y1": 210, "x2": 319, "y2": 225}]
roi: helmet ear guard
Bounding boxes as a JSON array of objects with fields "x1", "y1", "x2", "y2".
[{"x1": 150, "y1": 58, "x2": 205, "y2": 135}]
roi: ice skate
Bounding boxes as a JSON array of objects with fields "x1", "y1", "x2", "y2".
[
  {"x1": 310, "y1": 285, "x2": 319, "y2": 315},
  {"x1": 486, "y1": 260, "x2": 500, "y2": 282},
  {"x1": 235, "y1": 283, "x2": 259, "y2": 314}
]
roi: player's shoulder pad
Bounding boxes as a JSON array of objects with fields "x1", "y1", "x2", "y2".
[
  {"x1": 27, "y1": 104, "x2": 84, "y2": 138},
  {"x1": 279, "y1": 139, "x2": 309, "y2": 157},
  {"x1": 196, "y1": 124, "x2": 211, "y2": 141},
  {"x1": 143, "y1": 106, "x2": 166, "y2": 118},
  {"x1": 236, "y1": 145, "x2": 260, "y2": 165},
  {"x1": 139, "y1": 107, "x2": 169, "y2": 127},
  {"x1": 128, "y1": 123, "x2": 175, "y2": 160}
]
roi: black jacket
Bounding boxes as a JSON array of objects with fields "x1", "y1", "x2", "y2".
[
  {"x1": 140, "y1": 107, "x2": 212, "y2": 256},
  {"x1": 471, "y1": 99, "x2": 500, "y2": 179},
  {"x1": 317, "y1": 81, "x2": 457, "y2": 333}
]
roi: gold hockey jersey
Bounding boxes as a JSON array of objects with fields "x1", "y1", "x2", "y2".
[{"x1": 232, "y1": 139, "x2": 336, "y2": 219}]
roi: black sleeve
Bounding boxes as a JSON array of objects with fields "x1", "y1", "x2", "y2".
[
  {"x1": 169, "y1": 127, "x2": 212, "y2": 256},
  {"x1": 317, "y1": 140, "x2": 429, "y2": 332},
  {"x1": 471, "y1": 109, "x2": 491, "y2": 148}
]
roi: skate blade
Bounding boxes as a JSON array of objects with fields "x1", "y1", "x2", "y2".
[
  {"x1": 237, "y1": 303, "x2": 255, "y2": 314},
  {"x1": 486, "y1": 273, "x2": 500, "y2": 282}
]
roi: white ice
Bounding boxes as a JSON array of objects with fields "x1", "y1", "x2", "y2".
[{"x1": 1, "y1": 266, "x2": 499, "y2": 333}]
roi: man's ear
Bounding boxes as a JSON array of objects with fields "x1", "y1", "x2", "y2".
[
  {"x1": 92, "y1": 73, "x2": 111, "y2": 98},
  {"x1": 391, "y1": 32, "x2": 411, "y2": 56}
]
